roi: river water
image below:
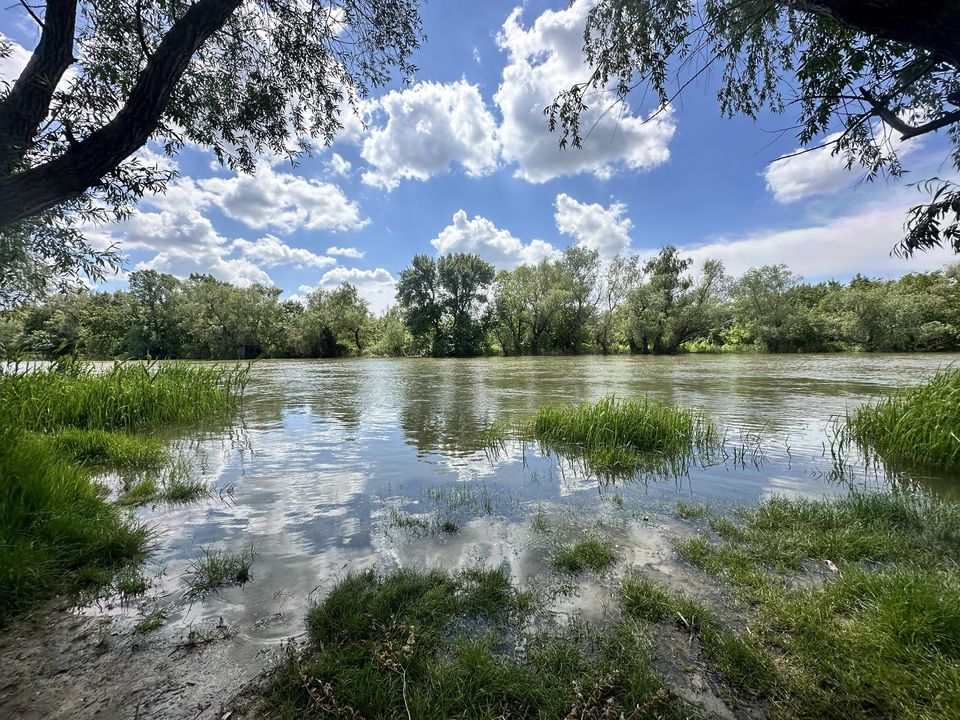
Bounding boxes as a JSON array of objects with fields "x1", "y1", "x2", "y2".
[{"x1": 104, "y1": 354, "x2": 959, "y2": 683}]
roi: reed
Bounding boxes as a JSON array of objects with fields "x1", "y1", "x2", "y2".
[
  {"x1": 501, "y1": 395, "x2": 719, "y2": 479},
  {"x1": 0, "y1": 359, "x2": 248, "y2": 433},
  {"x1": 848, "y1": 367, "x2": 960, "y2": 473}
]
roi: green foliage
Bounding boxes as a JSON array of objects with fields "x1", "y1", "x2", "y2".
[
  {"x1": 849, "y1": 368, "x2": 960, "y2": 473},
  {"x1": 47, "y1": 428, "x2": 169, "y2": 469},
  {"x1": 396, "y1": 252, "x2": 496, "y2": 357}
]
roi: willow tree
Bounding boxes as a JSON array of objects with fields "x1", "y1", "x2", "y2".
[
  {"x1": 548, "y1": 0, "x2": 960, "y2": 255},
  {"x1": 0, "y1": 0, "x2": 421, "y2": 300}
]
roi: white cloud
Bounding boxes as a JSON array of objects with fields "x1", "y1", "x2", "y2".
[
  {"x1": 554, "y1": 193, "x2": 632, "y2": 261},
  {"x1": 764, "y1": 125, "x2": 919, "y2": 203},
  {"x1": 430, "y1": 209, "x2": 557, "y2": 269},
  {"x1": 0, "y1": 34, "x2": 36, "y2": 87},
  {"x1": 360, "y1": 80, "x2": 500, "y2": 190},
  {"x1": 494, "y1": 1, "x2": 675, "y2": 183},
  {"x1": 681, "y1": 203, "x2": 956, "y2": 278},
  {"x1": 326, "y1": 246, "x2": 365, "y2": 259},
  {"x1": 232, "y1": 234, "x2": 335, "y2": 268},
  {"x1": 144, "y1": 166, "x2": 366, "y2": 234},
  {"x1": 303, "y1": 267, "x2": 398, "y2": 313},
  {"x1": 329, "y1": 152, "x2": 352, "y2": 176},
  {"x1": 118, "y1": 210, "x2": 274, "y2": 286}
]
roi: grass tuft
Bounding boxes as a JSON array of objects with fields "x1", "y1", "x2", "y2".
[
  {"x1": 848, "y1": 367, "x2": 960, "y2": 473},
  {"x1": 185, "y1": 546, "x2": 258, "y2": 599},
  {"x1": 552, "y1": 537, "x2": 618, "y2": 574}
]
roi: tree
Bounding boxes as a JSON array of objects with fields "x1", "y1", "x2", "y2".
[
  {"x1": 548, "y1": 0, "x2": 960, "y2": 255},
  {"x1": 554, "y1": 246, "x2": 600, "y2": 354},
  {"x1": 595, "y1": 254, "x2": 641, "y2": 355},
  {"x1": 396, "y1": 253, "x2": 495, "y2": 357},
  {"x1": 732, "y1": 264, "x2": 816, "y2": 352},
  {"x1": 300, "y1": 282, "x2": 371, "y2": 357},
  {"x1": 0, "y1": 0, "x2": 421, "y2": 290}
]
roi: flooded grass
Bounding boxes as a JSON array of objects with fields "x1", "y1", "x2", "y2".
[
  {"x1": 185, "y1": 546, "x2": 258, "y2": 600},
  {"x1": 487, "y1": 395, "x2": 719, "y2": 480},
  {"x1": 674, "y1": 491, "x2": 960, "y2": 718},
  {"x1": 133, "y1": 608, "x2": 167, "y2": 635},
  {"x1": 676, "y1": 500, "x2": 711, "y2": 520},
  {"x1": 0, "y1": 360, "x2": 247, "y2": 621},
  {"x1": 552, "y1": 537, "x2": 619, "y2": 574},
  {"x1": 848, "y1": 367, "x2": 960, "y2": 473},
  {"x1": 262, "y1": 567, "x2": 693, "y2": 720}
]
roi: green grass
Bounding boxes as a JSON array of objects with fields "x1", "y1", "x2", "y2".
[
  {"x1": 133, "y1": 608, "x2": 167, "y2": 635},
  {"x1": 47, "y1": 428, "x2": 169, "y2": 469},
  {"x1": 0, "y1": 359, "x2": 248, "y2": 433},
  {"x1": 848, "y1": 367, "x2": 960, "y2": 473},
  {"x1": 0, "y1": 360, "x2": 247, "y2": 621},
  {"x1": 261, "y1": 567, "x2": 692, "y2": 720},
  {"x1": 676, "y1": 500, "x2": 711, "y2": 520},
  {"x1": 185, "y1": 546, "x2": 258, "y2": 599},
  {"x1": 552, "y1": 537, "x2": 618, "y2": 574},
  {"x1": 674, "y1": 492, "x2": 960, "y2": 718},
  {"x1": 489, "y1": 395, "x2": 719, "y2": 479},
  {"x1": 0, "y1": 429, "x2": 149, "y2": 621}
]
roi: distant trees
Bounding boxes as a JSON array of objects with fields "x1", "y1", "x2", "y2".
[
  {"x1": 2, "y1": 252, "x2": 958, "y2": 360},
  {"x1": 396, "y1": 253, "x2": 495, "y2": 356}
]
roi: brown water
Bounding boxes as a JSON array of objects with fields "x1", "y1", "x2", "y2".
[{"x1": 39, "y1": 353, "x2": 952, "y2": 718}]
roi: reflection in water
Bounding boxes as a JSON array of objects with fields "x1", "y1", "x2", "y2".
[{"x1": 98, "y1": 355, "x2": 959, "y2": 678}]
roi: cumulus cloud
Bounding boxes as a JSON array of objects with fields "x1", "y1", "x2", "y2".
[
  {"x1": 430, "y1": 209, "x2": 557, "y2": 269},
  {"x1": 494, "y1": 1, "x2": 675, "y2": 183},
  {"x1": 119, "y1": 210, "x2": 274, "y2": 286},
  {"x1": 764, "y1": 126, "x2": 919, "y2": 203},
  {"x1": 680, "y1": 203, "x2": 956, "y2": 278},
  {"x1": 360, "y1": 80, "x2": 500, "y2": 190},
  {"x1": 302, "y1": 267, "x2": 398, "y2": 312},
  {"x1": 554, "y1": 193, "x2": 633, "y2": 261},
  {"x1": 329, "y1": 153, "x2": 352, "y2": 176},
  {"x1": 144, "y1": 165, "x2": 366, "y2": 233},
  {"x1": 326, "y1": 246, "x2": 365, "y2": 259},
  {"x1": 232, "y1": 234, "x2": 336, "y2": 268}
]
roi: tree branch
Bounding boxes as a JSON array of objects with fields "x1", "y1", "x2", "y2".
[
  {"x1": 0, "y1": 0, "x2": 243, "y2": 230},
  {"x1": 860, "y1": 87, "x2": 960, "y2": 140},
  {"x1": 0, "y1": 0, "x2": 78, "y2": 175}
]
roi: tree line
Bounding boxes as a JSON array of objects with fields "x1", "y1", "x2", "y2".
[{"x1": 2, "y1": 248, "x2": 959, "y2": 360}]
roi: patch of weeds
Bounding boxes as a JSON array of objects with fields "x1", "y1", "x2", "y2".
[
  {"x1": 610, "y1": 492, "x2": 625, "y2": 509},
  {"x1": 114, "y1": 568, "x2": 150, "y2": 600},
  {"x1": 439, "y1": 520, "x2": 460, "y2": 534},
  {"x1": 157, "y1": 460, "x2": 207, "y2": 504},
  {"x1": 388, "y1": 508, "x2": 431, "y2": 532},
  {"x1": 49, "y1": 428, "x2": 170, "y2": 470},
  {"x1": 117, "y1": 475, "x2": 159, "y2": 507},
  {"x1": 530, "y1": 507, "x2": 550, "y2": 535},
  {"x1": 673, "y1": 491, "x2": 960, "y2": 718},
  {"x1": 848, "y1": 367, "x2": 960, "y2": 473},
  {"x1": 552, "y1": 537, "x2": 618, "y2": 574},
  {"x1": 261, "y1": 568, "x2": 693, "y2": 720},
  {"x1": 134, "y1": 608, "x2": 167, "y2": 635},
  {"x1": 185, "y1": 545, "x2": 257, "y2": 600},
  {"x1": 676, "y1": 500, "x2": 711, "y2": 520}
]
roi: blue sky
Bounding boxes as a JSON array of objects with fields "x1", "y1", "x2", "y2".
[{"x1": 2, "y1": 1, "x2": 957, "y2": 311}]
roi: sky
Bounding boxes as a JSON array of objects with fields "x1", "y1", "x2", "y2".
[{"x1": 1, "y1": 0, "x2": 958, "y2": 312}]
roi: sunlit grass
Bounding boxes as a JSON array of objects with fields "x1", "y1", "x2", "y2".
[
  {"x1": 552, "y1": 537, "x2": 618, "y2": 574},
  {"x1": 487, "y1": 395, "x2": 719, "y2": 480},
  {"x1": 848, "y1": 367, "x2": 960, "y2": 474},
  {"x1": 184, "y1": 546, "x2": 258, "y2": 599}
]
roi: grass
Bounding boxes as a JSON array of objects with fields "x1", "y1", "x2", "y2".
[
  {"x1": 133, "y1": 608, "x2": 167, "y2": 635},
  {"x1": 117, "y1": 460, "x2": 208, "y2": 507},
  {"x1": 673, "y1": 491, "x2": 960, "y2": 718},
  {"x1": 185, "y1": 546, "x2": 258, "y2": 599},
  {"x1": 552, "y1": 537, "x2": 618, "y2": 574},
  {"x1": 0, "y1": 429, "x2": 149, "y2": 621},
  {"x1": 261, "y1": 567, "x2": 693, "y2": 720},
  {"x1": 489, "y1": 395, "x2": 719, "y2": 479},
  {"x1": 0, "y1": 359, "x2": 247, "y2": 621},
  {"x1": 848, "y1": 367, "x2": 960, "y2": 473},
  {"x1": 676, "y1": 500, "x2": 711, "y2": 520}
]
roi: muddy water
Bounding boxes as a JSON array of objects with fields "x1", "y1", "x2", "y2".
[{"x1": 4, "y1": 354, "x2": 959, "y2": 719}]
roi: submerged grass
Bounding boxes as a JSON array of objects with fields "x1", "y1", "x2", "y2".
[
  {"x1": 262, "y1": 567, "x2": 692, "y2": 720},
  {"x1": 488, "y1": 395, "x2": 719, "y2": 480},
  {"x1": 675, "y1": 491, "x2": 960, "y2": 718},
  {"x1": 185, "y1": 546, "x2": 258, "y2": 599},
  {"x1": 848, "y1": 367, "x2": 960, "y2": 473},
  {"x1": 552, "y1": 537, "x2": 619, "y2": 574},
  {"x1": 0, "y1": 360, "x2": 247, "y2": 621}
]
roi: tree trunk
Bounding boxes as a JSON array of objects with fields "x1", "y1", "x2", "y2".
[{"x1": 0, "y1": 0, "x2": 242, "y2": 229}]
